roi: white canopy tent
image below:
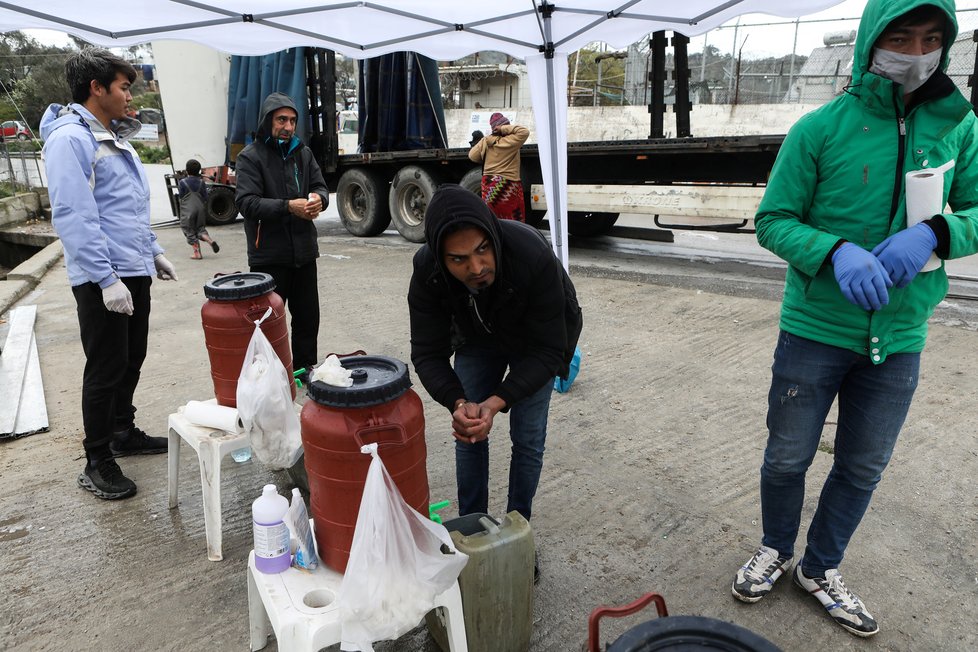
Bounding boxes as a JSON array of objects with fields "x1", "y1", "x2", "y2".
[{"x1": 0, "y1": 0, "x2": 845, "y2": 268}]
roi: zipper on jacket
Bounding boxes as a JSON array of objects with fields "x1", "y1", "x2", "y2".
[
  {"x1": 468, "y1": 294, "x2": 493, "y2": 335},
  {"x1": 889, "y1": 90, "x2": 907, "y2": 221}
]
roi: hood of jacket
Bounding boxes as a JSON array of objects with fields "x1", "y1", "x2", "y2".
[
  {"x1": 852, "y1": 0, "x2": 957, "y2": 88},
  {"x1": 40, "y1": 102, "x2": 142, "y2": 142},
  {"x1": 423, "y1": 184, "x2": 503, "y2": 283},
  {"x1": 256, "y1": 92, "x2": 301, "y2": 152}
]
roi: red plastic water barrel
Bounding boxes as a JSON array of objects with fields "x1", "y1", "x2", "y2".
[
  {"x1": 201, "y1": 272, "x2": 296, "y2": 407},
  {"x1": 299, "y1": 355, "x2": 429, "y2": 573}
]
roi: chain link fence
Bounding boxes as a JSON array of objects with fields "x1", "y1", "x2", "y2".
[
  {"x1": 0, "y1": 144, "x2": 43, "y2": 193},
  {"x1": 620, "y1": 9, "x2": 978, "y2": 109}
]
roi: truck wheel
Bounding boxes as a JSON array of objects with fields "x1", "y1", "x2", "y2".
[
  {"x1": 337, "y1": 168, "x2": 391, "y2": 236},
  {"x1": 459, "y1": 167, "x2": 483, "y2": 196},
  {"x1": 389, "y1": 166, "x2": 439, "y2": 243},
  {"x1": 206, "y1": 186, "x2": 238, "y2": 225},
  {"x1": 568, "y1": 212, "x2": 619, "y2": 237}
]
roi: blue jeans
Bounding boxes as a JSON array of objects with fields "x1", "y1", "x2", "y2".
[
  {"x1": 760, "y1": 331, "x2": 918, "y2": 575},
  {"x1": 453, "y1": 345, "x2": 552, "y2": 521}
]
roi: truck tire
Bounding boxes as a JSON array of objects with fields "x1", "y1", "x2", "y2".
[
  {"x1": 205, "y1": 185, "x2": 238, "y2": 225},
  {"x1": 462, "y1": 169, "x2": 547, "y2": 229},
  {"x1": 568, "y1": 211, "x2": 619, "y2": 237},
  {"x1": 459, "y1": 167, "x2": 483, "y2": 195},
  {"x1": 337, "y1": 168, "x2": 391, "y2": 236},
  {"x1": 389, "y1": 165, "x2": 439, "y2": 243}
]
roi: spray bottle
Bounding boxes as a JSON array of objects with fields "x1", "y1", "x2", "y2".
[
  {"x1": 252, "y1": 483, "x2": 291, "y2": 573},
  {"x1": 286, "y1": 487, "x2": 319, "y2": 570}
]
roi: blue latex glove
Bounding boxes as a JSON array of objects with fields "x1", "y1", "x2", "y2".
[
  {"x1": 832, "y1": 242, "x2": 892, "y2": 311},
  {"x1": 871, "y1": 223, "x2": 938, "y2": 289}
]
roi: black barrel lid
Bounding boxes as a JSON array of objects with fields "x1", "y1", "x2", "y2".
[
  {"x1": 307, "y1": 355, "x2": 412, "y2": 408},
  {"x1": 204, "y1": 272, "x2": 276, "y2": 300}
]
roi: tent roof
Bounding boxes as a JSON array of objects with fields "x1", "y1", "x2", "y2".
[
  {"x1": 0, "y1": 0, "x2": 847, "y2": 270},
  {"x1": 0, "y1": 1, "x2": 846, "y2": 59}
]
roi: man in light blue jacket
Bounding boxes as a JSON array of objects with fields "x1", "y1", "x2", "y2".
[{"x1": 42, "y1": 48, "x2": 178, "y2": 500}]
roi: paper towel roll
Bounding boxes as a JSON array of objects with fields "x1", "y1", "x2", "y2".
[
  {"x1": 905, "y1": 166, "x2": 950, "y2": 273},
  {"x1": 184, "y1": 400, "x2": 244, "y2": 434}
]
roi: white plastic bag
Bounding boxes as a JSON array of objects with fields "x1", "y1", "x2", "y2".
[
  {"x1": 338, "y1": 444, "x2": 468, "y2": 652},
  {"x1": 235, "y1": 308, "x2": 302, "y2": 470}
]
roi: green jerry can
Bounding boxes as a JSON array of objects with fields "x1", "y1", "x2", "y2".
[{"x1": 426, "y1": 511, "x2": 535, "y2": 652}]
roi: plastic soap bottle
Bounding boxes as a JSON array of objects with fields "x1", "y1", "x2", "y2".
[{"x1": 252, "y1": 483, "x2": 291, "y2": 573}]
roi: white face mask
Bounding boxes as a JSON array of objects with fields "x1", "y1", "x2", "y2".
[{"x1": 869, "y1": 47, "x2": 942, "y2": 93}]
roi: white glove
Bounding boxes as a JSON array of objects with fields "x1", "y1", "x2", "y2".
[
  {"x1": 154, "y1": 254, "x2": 178, "y2": 281},
  {"x1": 102, "y1": 280, "x2": 133, "y2": 315}
]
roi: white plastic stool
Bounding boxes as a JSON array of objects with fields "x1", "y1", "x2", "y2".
[
  {"x1": 247, "y1": 547, "x2": 468, "y2": 652},
  {"x1": 167, "y1": 402, "x2": 249, "y2": 561}
]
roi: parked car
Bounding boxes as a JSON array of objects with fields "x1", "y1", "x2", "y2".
[{"x1": 0, "y1": 120, "x2": 32, "y2": 140}]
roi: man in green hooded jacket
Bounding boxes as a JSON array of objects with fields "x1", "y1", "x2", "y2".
[{"x1": 730, "y1": 0, "x2": 978, "y2": 638}]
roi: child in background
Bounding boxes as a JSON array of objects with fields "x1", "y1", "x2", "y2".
[{"x1": 178, "y1": 159, "x2": 219, "y2": 259}]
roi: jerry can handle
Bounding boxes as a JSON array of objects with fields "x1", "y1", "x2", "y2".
[
  {"x1": 354, "y1": 423, "x2": 408, "y2": 448},
  {"x1": 477, "y1": 516, "x2": 501, "y2": 535},
  {"x1": 587, "y1": 593, "x2": 669, "y2": 652}
]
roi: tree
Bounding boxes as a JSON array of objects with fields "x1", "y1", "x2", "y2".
[
  {"x1": 335, "y1": 55, "x2": 357, "y2": 108},
  {"x1": 0, "y1": 33, "x2": 72, "y2": 128},
  {"x1": 11, "y1": 56, "x2": 71, "y2": 128},
  {"x1": 1, "y1": 33, "x2": 160, "y2": 134},
  {"x1": 130, "y1": 91, "x2": 161, "y2": 111},
  {"x1": 568, "y1": 45, "x2": 628, "y2": 106}
]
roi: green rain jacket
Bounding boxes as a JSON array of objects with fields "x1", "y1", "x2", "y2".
[{"x1": 755, "y1": 0, "x2": 978, "y2": 364}]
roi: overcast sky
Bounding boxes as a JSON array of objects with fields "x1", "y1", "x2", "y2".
[
  {"x1": 20, "y1": 0, "x2": 978, "y2": 61},
  {"x1": 696, "y1": 0, "x2": 978, "y2": 60}
]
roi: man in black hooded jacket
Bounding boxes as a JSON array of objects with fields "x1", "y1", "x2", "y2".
[
  {"x1": 408, "y1": 184, "x2": 583, "y2": 530},
  {"x1": 235, "y1": 92, "x2": 329, "y2": 376}
]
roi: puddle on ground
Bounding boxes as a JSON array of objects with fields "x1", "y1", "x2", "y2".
[{"x1": 0, "y1": 517, "x2": 31, "y2": 541}]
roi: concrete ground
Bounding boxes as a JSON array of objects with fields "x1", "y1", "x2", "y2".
[{"x1": 2, "y1": 171, "x2": 978, "y2": 651}]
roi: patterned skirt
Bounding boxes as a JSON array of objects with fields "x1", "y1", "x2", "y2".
[{"x1": 481, "y1": 175, "x2": 525, "y2": 222}]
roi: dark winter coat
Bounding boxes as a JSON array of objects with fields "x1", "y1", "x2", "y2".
[
  {"x1": 235, "y1": 92, "x2": 329, "y2": 267},
  {"x1": 408, "y1": 184, "x2": 583, "y2": 411}
]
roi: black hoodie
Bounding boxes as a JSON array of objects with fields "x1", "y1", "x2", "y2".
[
  {"x1": 408, "y1": 184, "x2": 583, "y2": 411},
  {"x1": 234, "y1": 92, "x2": 330, "y2": 267}
]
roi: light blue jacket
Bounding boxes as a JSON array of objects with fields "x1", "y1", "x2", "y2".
[{"x1": 41, "y1": 103, "x2": 162, "y2": 288}]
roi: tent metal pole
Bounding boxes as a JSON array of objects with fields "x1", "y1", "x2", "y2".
[{"x1": 540, "y1": 2, "x2": 568, "y2": 271}]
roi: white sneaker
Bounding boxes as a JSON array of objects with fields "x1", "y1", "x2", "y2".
[
  {"x1": 793, "y1": 565, "x2": 879, "y2": 637},
  {"x1": 731, "y1": 545, "x2": 792, "y2": 603}
]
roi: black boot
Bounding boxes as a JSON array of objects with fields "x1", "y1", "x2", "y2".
[
  {"x1": 110, "y1": 426, "x2": 168, "y2": 457},
  {"x1": 78, "y1": 453, "x2": 137, "y2": 500}
]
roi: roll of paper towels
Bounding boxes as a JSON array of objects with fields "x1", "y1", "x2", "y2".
[
  {"x1": 184, "y1": 400, "x2": 244, "y2": 434},
  {"x1": 905, "y1": 164, "x2": 952, "y2": 273}
]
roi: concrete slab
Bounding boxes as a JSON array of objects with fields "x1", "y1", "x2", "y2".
[
  {"x1": 2, "y1": 196, "x2": 977, "y2": 651},
  {"x1": 0, "y1": 191, "x2": 41, "y2": 226},
  {"x1": 0, "y1": 277, "x2": 29, "y2": 316},
  {"x1": 6, "y1": 239, "x2": 63, "y2": 283}
]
